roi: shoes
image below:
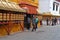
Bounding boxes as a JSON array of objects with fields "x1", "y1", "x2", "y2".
[{"x1": 31, "y1": 29, "x2": 36, "y2": 32}]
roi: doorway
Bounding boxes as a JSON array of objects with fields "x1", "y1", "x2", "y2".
[{"x1": 24, "y1": 14, "x2": 32, "y2": 29}]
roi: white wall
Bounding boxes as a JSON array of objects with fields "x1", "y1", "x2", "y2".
[
  {"x1": 50, "y1": 0, "x2": 60, "y2": 15},
  {"x1": 39, "y1": 0, "x2": 50, "y2": 13},
  {"x1": 39, "y1": 0, "x2": 60, "y2": 15}
]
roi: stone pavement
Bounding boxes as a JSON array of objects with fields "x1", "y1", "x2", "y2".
[{"x1": 0, "y1": 25, "x2": 60, "y2": 40}]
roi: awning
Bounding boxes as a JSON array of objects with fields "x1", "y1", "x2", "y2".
[
  {"x1": 0, "y1": 1, "x2": 26, "y2": 12},
  {"x1": 36, "y1": 9, "x2": 41, "y2": 14},
  {"x1": 41, "y1": 12, "x2": 53, "y2": 16},
  {"x1": 10, "y1": 2, "x2": 26, "y2": 12}
]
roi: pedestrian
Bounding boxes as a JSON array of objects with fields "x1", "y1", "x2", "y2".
[
  {"x1": 46, "y1": 18, "x2": 49, "y2": 25},
  {"x1": 32, "y1": 16, "x2": 36, "y2": 31},
  {"x1": 40, "y1": 19, "x2": 42, "y2": 25},
  {"x1": 35, "y1": 17, "x2": 39, "y2": 29},
  {"x1": 27, "y1": 17, "x2": 31, "y2": 30},
  {"x1": 52, "y1": 18, "x2": 54, "y2": 26},
  {"x1": 32, "y1": 16, "x2": 38, "y2": 31},
  {"x1": 54, "y1": 18, "x2": 57, "y2": 25}
]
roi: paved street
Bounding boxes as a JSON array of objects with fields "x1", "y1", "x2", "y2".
[{"x1": 0, "y1": 25, "x2": 60, "y2": 40}]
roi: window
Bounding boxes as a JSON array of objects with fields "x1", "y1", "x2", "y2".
[
  {"x1": 56, "y1": 5, "x2": 58, "y2": 11},
  {"x1": 53, "y1": 3, "x2": 55, "y2": 10}
]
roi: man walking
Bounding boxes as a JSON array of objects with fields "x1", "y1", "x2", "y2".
[
  {"x1": 54, "y1": 18, "x2": 57, "y2": 25},
  {"x1": 27, "y1": 17, "x2": 31, "y2": 30},
  {"x1": 32, "y1": 16, "x2": 38, "y2": 31},
  {"x1": 46, "y1": 18, "x2": 49, "y2": 25}
]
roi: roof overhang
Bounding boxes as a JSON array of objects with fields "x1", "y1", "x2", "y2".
[
  {"x1": 0, "y1": 1, "x2": 26, "y2": 13},
  {"x1": 42, "y1": 12, "x2": 52, "y2": 16}
]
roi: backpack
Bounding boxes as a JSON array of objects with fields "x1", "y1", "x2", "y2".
[{"x1": 35, "y1": 18, "x2": 38, "y2": 24}]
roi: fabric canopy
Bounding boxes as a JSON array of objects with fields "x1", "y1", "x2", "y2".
[{"x1": 0, "y1": 1, "x2": 26, "y2": 12}]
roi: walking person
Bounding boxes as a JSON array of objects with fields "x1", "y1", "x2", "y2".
[
  {"x1": 40, "y1": 19, "x2": 42, "y2": 25},
  {"x1": 32, "y1": 16, "x2": 38, "y2": 31},
  {"x1": 35, "y1": 17, "x2": 38, "y2": 29},
  {"x1": 52, "y1": 18, "x2": 54, "y2": 26},
  {"x1": 46, "y1": 18, "x2": 49, "y2": 25},
  {"x1": 27, "y1": 17, "x2": 31, "y2": 30},
  {"x1": 54, "y1": 18, "x2": 57, "y2": 25}
]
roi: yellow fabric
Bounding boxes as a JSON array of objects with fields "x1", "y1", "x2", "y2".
[
  {"x1": 8, "y1": 0, "x2": 18, "y2": 4},
  {"x1": 37, "y1": 22, "x2": 40, "y2": 28},
  {"x1": 0, "y1": 1, "x2": 26, "y2": 12},
  {"x1": 42, "y1": 12, "x2": 52, "y2": 16},
  {"x1": 10, "y1": 23, "x2": 24, "y2": 34},
  {"x1": 0, "y1": 22, "x2": 24, "y2": 36},
  {"x1": 0, "y1": 27, "x2": 7, "y2": 36},
  {"x1": 19, "y1": 0, "x2": 38, "y2": 7}
]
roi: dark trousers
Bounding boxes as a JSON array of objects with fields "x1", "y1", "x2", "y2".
[
  {"x1": 32, "y1": 24, "x2": 36, "y2": 31},
  {"x1": 27, "y1": 23, "x2": 30, "y2": 30},
  {"x1": 52, "y1": 22, "x2": 54, "y2": 26},
  {"x1": 40, "y1": 21, "x2": 42, "y2": 25},
  {"x1": 47, "y1": 22, "x2": 48, "y2": 25},
  {"x1": 36, "y1": 23, "x2": 37, "y2": 29},
  {"x1": 54, "y1": 22, "x2": 56, "y2": 25}
]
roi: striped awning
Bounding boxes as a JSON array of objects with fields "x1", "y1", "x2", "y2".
[{"x1": 0, "y1": 1, "x2": 26, "y2": 12}]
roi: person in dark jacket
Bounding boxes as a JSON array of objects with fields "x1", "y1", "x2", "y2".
[
  {"x1": 46, "y1": 18, "x2": 49, "y2": 25},
  {"x1": 32, "y1": 16, "x2": 36, "y2": 31},
  {"x1": 54, "y1": 18, "x2": 57, "y2": 25},
  {"x1": 52, "y1": 18, "x2": 54, "y2": 26},
  {"x1": 27, "y1": 17, "x2": 31, "y2": 30}
]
